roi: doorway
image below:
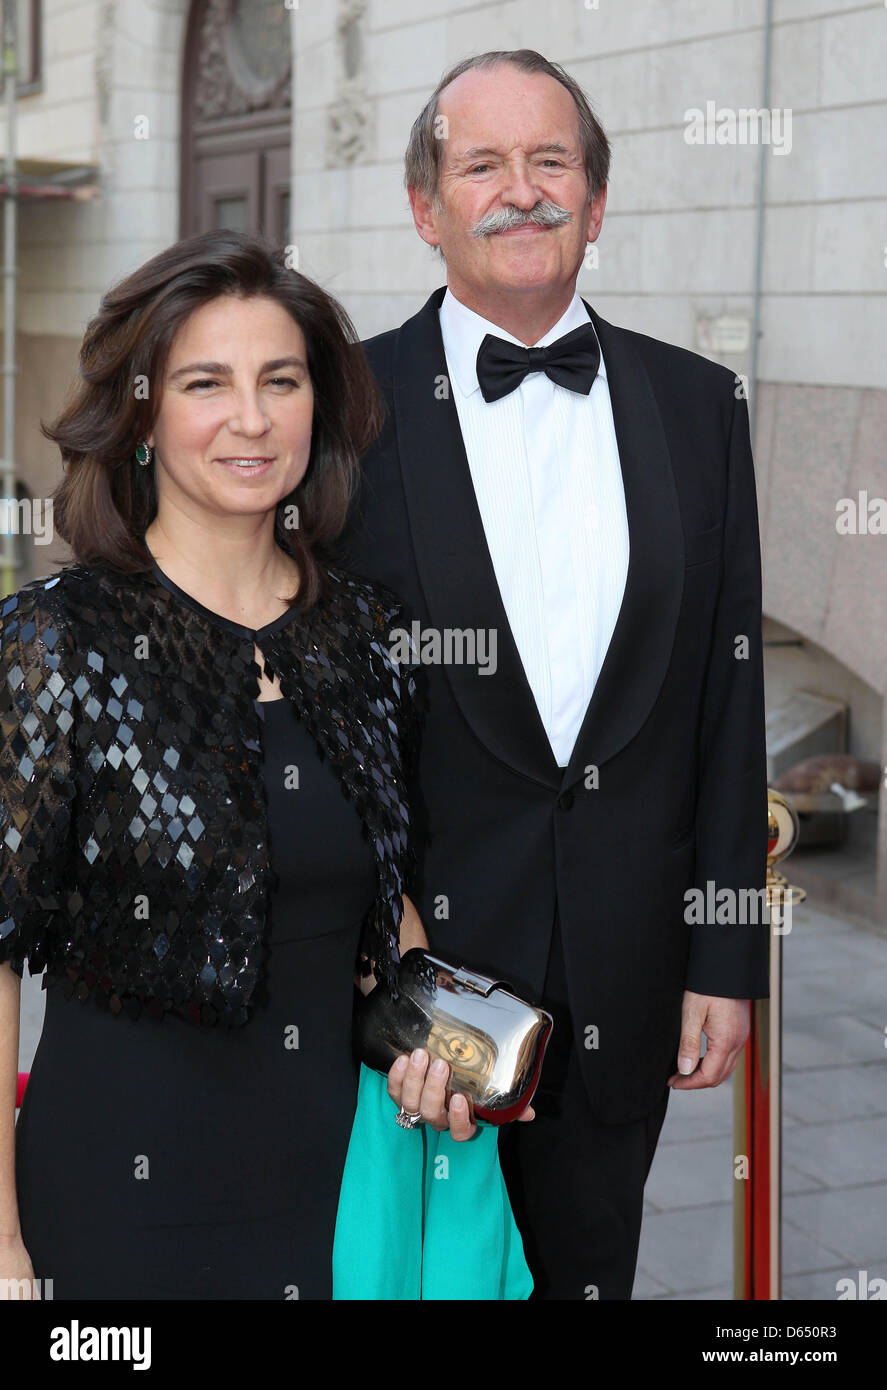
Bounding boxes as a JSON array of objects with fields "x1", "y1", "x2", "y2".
[{"x1": 180, "y1": 0, "x2": 291, "y2": 242}]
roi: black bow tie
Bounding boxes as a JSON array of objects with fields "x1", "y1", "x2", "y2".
[{"x1": 475, "y1": 322, "x2": 600, "y2": 403}]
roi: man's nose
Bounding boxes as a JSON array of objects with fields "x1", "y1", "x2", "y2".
[{"x1": 499, "y1": 161, "x2": 543, "y2": 209}]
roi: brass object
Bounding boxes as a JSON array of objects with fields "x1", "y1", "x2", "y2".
[{"x1": 767, "y1": 787, "x2": 807, "y2": 909}]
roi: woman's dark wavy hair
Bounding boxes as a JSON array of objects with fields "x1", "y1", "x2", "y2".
[{"x1": 42, "y1": 229, "x2": 385, "y2": 610}]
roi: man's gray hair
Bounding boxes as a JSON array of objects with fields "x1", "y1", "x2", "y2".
[{"x1": 404, "y1": 49, "x2": 611, "y2": 210}]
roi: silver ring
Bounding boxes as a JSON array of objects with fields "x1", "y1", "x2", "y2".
[{"x1": 395, "y1": 1105, "x2": 424, "y2": 1130}]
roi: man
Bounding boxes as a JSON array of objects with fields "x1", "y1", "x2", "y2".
[{"x1": 338, "y1": 49, "x2": 769, "y2": 1300}]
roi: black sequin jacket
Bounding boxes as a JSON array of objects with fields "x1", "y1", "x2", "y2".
[{"x1": 0, "y1": 560, "x2": 421, "y2": 1026}]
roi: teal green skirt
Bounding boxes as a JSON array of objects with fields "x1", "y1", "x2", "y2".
[{"x1": 332, "y1": 1064, "x2": 533, "y2": 1299}]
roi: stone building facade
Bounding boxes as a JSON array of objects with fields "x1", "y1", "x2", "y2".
[{"x1": 3, "y1": 0, "x2": 885, "y2": 921}]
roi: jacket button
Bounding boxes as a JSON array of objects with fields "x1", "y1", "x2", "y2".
[{"x1": 558, "y1": 790, "x2": 575, "y2": 811}]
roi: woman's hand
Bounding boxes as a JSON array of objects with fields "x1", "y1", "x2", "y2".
[
  {"x1": 0, "y1": 1233, "x2": 39, "y2": 1298},
  {"x1": 387, "y1": 1048, "x2": 478, "y2": 1141},
  {"x1": 387, "y1": 1047, "x2": 536, "y2": 1141}
]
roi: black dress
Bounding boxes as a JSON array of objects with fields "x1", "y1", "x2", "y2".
[{"x1": 15, "y1": 692, "x2": 378, "y2": 1299}]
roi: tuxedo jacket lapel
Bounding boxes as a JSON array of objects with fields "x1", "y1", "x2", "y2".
[
  {"x1": 559, "y1": 305, "x2": 685, "y2": 793},
  {"x1": 392, "y1": 287, "x2": 561, "y2": 790},
  {"x1": 390, "y1": 287, "x2": 684, "y2": 794}
]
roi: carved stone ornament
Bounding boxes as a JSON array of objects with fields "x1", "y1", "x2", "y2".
[
  {"x1": 326, "y1": 0, "x2": 372, "y2": 164},
  {"x1": 327, "y1": 75, "x2": 373, "y2": 165},
  {"x1": 194, "y1": 0, "x2": 292, "y2": 120}
]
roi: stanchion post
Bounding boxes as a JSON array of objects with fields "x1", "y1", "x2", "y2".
[{"x1": 734, "y1": 789, "x2": 802, "y2": 1299}]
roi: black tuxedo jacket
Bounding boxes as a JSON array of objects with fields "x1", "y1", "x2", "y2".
[{"x1": 338, "y1": 284, "x2": 770, "y2": 1124}]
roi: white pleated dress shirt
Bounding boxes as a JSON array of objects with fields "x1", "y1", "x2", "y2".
[{"x1": 438, "y1": 286, "x2": 629, "y2": 768}]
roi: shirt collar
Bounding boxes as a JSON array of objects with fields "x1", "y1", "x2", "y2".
[{"x1": 438, "y1": 285, "x2": 606, "y2": 399}]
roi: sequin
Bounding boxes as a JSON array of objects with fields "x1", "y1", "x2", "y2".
[{"x1": 0, "y1": 562, "x2": 423, "y2": 1026}]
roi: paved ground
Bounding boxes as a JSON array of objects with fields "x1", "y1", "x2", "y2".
[
  {"x1": 15, "y1": 896, "x2": 886, "y2": 1301},
  {"x1": 636, "y1": 897, "x2": 887, "y2": 1299}
]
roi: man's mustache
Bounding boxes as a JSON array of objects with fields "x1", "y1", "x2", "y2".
[{"x1": 471, "y1": 201, "x2": 574, "y2": 237}]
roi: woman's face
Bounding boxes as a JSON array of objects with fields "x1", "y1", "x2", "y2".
[{"x1": 147, "y1": 294, "x2": 315, "y2": 525}]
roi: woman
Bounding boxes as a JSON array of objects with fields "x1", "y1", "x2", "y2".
[{"x1": 0, "y1": 230, "x2": 531, "y2": 1299}]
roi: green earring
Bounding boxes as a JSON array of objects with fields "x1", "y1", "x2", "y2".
[{"x1": 135, "y1": 442, "x2": 153, "y2": 467}]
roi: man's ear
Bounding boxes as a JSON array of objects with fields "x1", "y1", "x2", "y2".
[
  {"x1": 408, "y1": 184, "x2": 442, "y2": 251},
  {"x1": 586, "y1": 182, "x2": 607, "y2": 244}
]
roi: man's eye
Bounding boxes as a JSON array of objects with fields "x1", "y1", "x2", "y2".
[{"x1": 185, "y1": 379, "x2": 218, "y2": 390}]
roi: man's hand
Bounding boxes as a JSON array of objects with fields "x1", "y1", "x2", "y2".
[{"x1": 667, "y1": 991, "x2": 750, "y2": 1089}]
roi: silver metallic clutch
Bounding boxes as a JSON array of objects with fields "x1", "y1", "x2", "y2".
[{"x1": 353, "y1": 948, "x2": 553, "y2": 1124}]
